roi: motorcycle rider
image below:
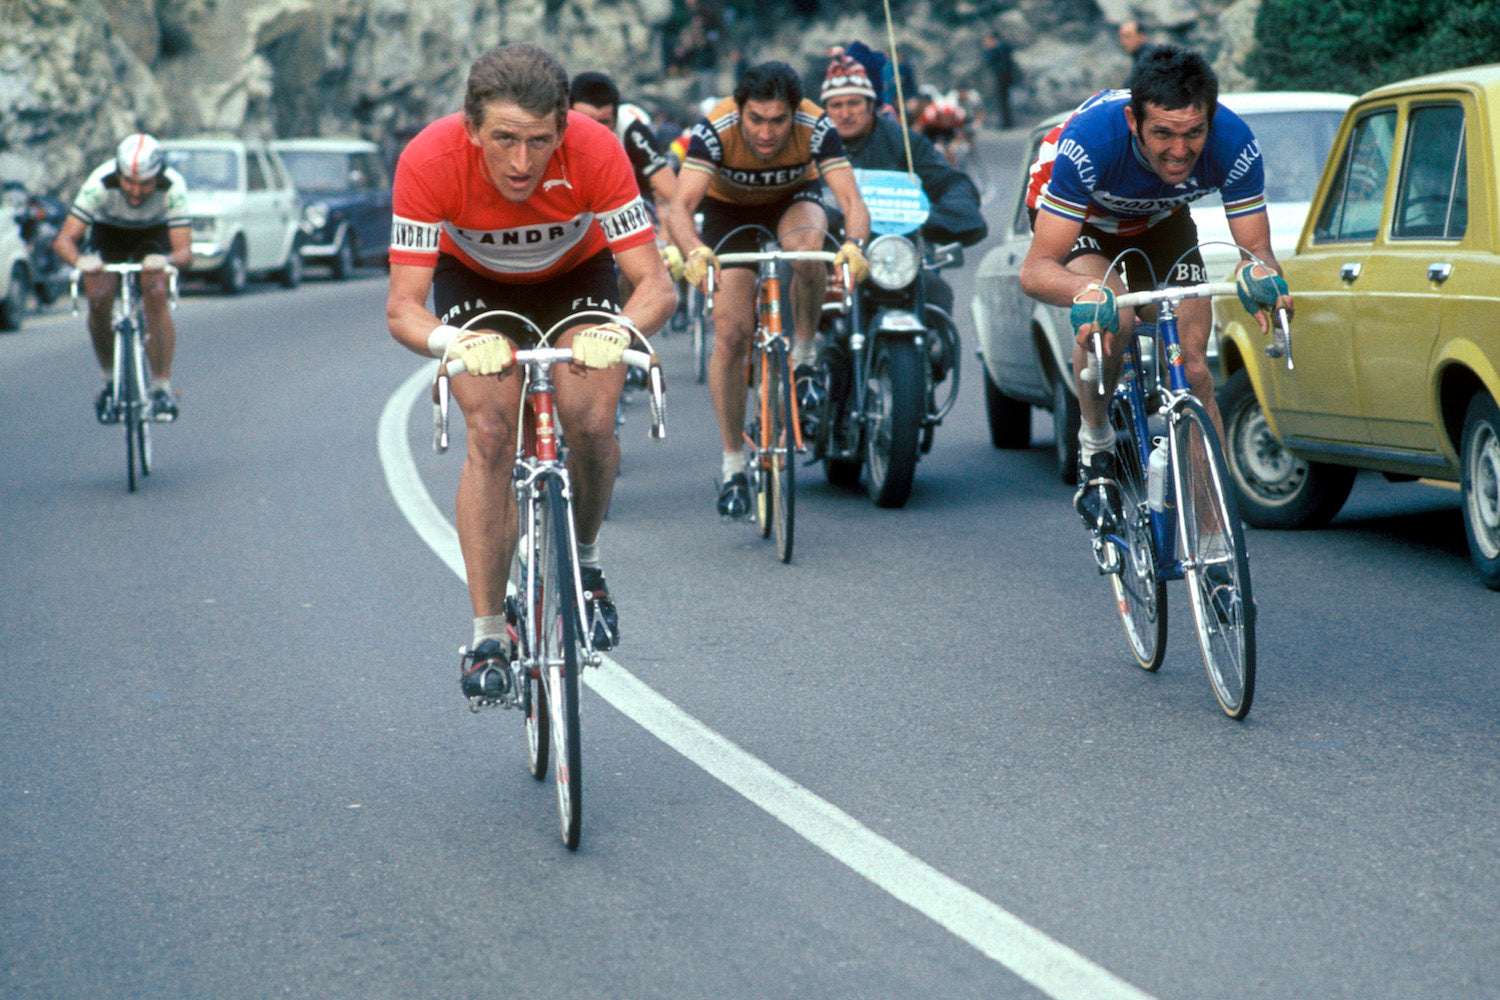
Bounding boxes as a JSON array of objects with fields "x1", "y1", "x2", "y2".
[{"x1": 819, "y1": 44, "x2": 988, "y2": 323}]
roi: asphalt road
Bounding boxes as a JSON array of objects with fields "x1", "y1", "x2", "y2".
[{"x1": 2, "y1": 131, "x2": 1497, "y2": 999}]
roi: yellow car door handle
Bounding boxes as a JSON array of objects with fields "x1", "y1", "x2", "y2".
[
  {"x1": 1340, "y1": 262, "x2": 1361, "y2": 282},
  {"x1": 1428, "y1": 262, "x2": 1453, "y2": 282}
]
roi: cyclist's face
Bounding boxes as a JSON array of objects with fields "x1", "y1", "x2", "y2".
[
  {"x1": 824, "y1": 95, "x2": 875, "y2": 142},
  {"x1": 1126, "y1": 102, "x2": 1210, "y2": 185},
  {"x1": 571, "y1": 101, "x2": 617, "y2": 131},
  {"x1": 739, "y1": 98, "x2": 794, "y2": 161},
  {"x1": 467, "y1": 101, "x2": 565, "y2": 202},
  {"x1": 119, "y1": 174, "x2": 155, "y2": 208}
]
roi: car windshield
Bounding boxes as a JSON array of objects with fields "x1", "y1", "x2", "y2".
[
  {"x1": 1195, "y1": 108, "x2": 1346, "y2": 208},
  {"x1": 165, "y1": 149, "x2": 239, "y2": 192},
  {"x1": 279, "y1": 151, "x2": 354, "y2": 193}
]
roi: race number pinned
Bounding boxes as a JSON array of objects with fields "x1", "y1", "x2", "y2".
[{"x1": 855, "y1": 169, "x2": 930, "y2": 236}]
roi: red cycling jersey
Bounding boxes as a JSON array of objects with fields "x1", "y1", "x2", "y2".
[{"x1": 390, "y1": 111, "x2": 657, "y2": 283}]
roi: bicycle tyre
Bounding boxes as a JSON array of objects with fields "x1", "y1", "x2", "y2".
[
  {"x1": 769, "y1": 337, "x2": 795, "y2": 563},
  {"x1": 690, "y1": 285, "x2": 708, "y2": 384},
  {"x1": 119, "y1": 328, "x2": 140, "y2": 493},
  {"x1": 1170, "y1": 397, "x2": 1256, "y2": 719},
  {"x1": 743, "y1": 348, "x2": 771, "y2": 539},
  {"x1": 1107, "y1": 395, "x2": 1167, "y2": 671},
  {"x1": 541, "y1": 474, "x2": 584, "y2": 848},
  {"x1": 135, "y1": 331, "x2": 152, "y2": 481},
  {"x1": 517, "y1": 493, "x2": 549, "y2": 781}
]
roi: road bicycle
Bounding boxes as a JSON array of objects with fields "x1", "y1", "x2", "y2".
[
  {"x1": 705, "y1": 232, "x2": 846, "y2": 563},
  {"x1": 71, "y1": 262, "x2": 179, "y2": 492},
  {"x1": 434, "y1": 311, "x2": 665, "y2": 850},
  {"x1": 1078, "y1": 274, "x2": 1289, "y2": 719}
]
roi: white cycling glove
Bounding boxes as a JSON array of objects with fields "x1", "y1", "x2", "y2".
[
  {"x1": 76, "y1": 253, "x2": 104, "y2": 273},
  {"x1": 141, "y1": 253, "x2": 170, "y2": 271}
]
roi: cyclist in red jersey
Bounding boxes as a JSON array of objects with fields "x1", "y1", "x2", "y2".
[{"x1": 386, "y1": 44, "x2": 675, "y2": 701}]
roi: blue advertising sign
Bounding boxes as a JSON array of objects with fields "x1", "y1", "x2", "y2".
[{"x1": 855, "y1": 168, "x2": 930, "y2": 236}]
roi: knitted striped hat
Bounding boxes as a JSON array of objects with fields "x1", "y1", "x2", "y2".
[{"x1": 821, "y1": 51, "x2": 877, "y2": 102}]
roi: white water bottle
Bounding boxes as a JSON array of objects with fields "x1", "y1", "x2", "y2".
[{"x1": 1147, "y1": 439, "x2": 1169, "y2": 512}]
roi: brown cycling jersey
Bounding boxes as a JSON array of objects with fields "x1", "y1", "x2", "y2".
[{"x1": 682, "y1": 96, "x2": 850, "y2": 206}]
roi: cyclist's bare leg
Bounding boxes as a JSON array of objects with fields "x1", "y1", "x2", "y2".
[
  {"x1": 553, "y1": 331, "x2": 628, "y2": 546},
  {"x1": 707, "y1": 267, "x2": 758, "y2": 454},
  {"x1": 1068, "y1": 256, "x2": 1134, "y2": 434},
  {"x1": 777, "y1": 200, "x2": 829, "y2": 354},
  {"x1": 82, "y1": 272, "x2": 120, "y2": 373},
  {"x1": 450, "y1": 368, "x2": 525, "y2": 618},
  {"x1": 141, "y1": 271, "x2": 176, "y2": 380}
]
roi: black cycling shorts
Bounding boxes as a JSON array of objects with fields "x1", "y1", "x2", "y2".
[
  {"x1": 1030, "y1": 206, "x2": 1206, "y2": 291},
  {"x1": 91, "y1": 223, "x2": 171, "y2": 264},
  {"x1": 699, "y1": 183, "x2": 827, "y2": 267},
  {"x1": 432, "y1": 250, "x2": 621, "y2": 348}
]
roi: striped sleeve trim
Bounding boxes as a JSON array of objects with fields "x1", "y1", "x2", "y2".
[
  {"x1": 1038, "y1": 191, "x2": 1090, "y2": 222},
  {"x1": 1223, "y1": 193, "x2": 1267, "y2": 217}
]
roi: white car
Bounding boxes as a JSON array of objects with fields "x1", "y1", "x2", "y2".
[
  {"x1": 161, "y1": 137, "x2": 304, "y2": 294},
  {"x1": 0, "y1": 209, "x2": 30, "y2": 330},
  {"x1": 971, "y1": 91, "x2": 1354, "y2": 483}
]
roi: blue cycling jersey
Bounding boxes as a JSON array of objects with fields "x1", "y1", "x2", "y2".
[{"x1": 1026, "y1": 90, "x2": 1266, "y2": 236}]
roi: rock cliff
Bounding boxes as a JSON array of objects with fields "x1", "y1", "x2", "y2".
[{"x1": 0, "y1": 0, "x2": 1259, "y2": 196}]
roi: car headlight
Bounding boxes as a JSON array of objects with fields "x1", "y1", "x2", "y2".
[
  {"x1": 867, "y1": 234, "x2": 920, "y2": 290},
  {"x1": 302, "y1": 203, "x2": 328, "y2": 231}
]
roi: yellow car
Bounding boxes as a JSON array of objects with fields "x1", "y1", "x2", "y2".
[{"x1": 1215, "y1": 65, "x2": 1500, "y2": 589}]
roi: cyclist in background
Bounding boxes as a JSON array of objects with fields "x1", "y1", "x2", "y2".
[
  {"x1": 912, "y1": 86, "x2": 972, "y2": 168},
  {"x1": 386, "y1": 44, "x2": 675, "y2": 701},
  {"x1": 53, "y1": 133, "x2": 192, "y2": 421},
  {"x1": 1019, "y1": 46, "x2": 1292, "y2": 532},
  {"x1": 664, "y1": 60, "x2": 871, "y2": 518}
]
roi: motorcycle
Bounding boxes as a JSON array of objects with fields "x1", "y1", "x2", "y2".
[{"x1": 806, "y1": 170, "x2": 964, "y2": 508}]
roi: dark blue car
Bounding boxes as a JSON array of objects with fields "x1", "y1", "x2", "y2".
[{"x1": 272, "y1": 138, "x2": 391, "y2": 279}]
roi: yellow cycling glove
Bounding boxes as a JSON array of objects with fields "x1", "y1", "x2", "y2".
[
  {"x1": 571, "y1": 321, "x2": 632, "y2": 370},
  {"x1": 660, "y1": 244, "x2": 685, "y2": 282},
  {"x1": 832, "y1": 241, "x2": 869, "y2": 285},
  {"x1": 452, "y1": 330, "x2": 514, "y2": 375},
  {"x1": 683, "y1": 246, "x2": 717, "y2": 289}
]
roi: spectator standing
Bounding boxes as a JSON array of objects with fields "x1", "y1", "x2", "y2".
[
  {"x1": 981, "y1": 30, "x2": 1017, "y2": 128},
  {"x1": 1118, "y1": 20, "x2": 1157, "y2": 83}
]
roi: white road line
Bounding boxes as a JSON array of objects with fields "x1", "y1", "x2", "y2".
[{"x1": 378, "y1": 364, "x2": 1158, "y2": 1000}]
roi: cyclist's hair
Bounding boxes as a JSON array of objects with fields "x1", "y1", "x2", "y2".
[
  {"x1": 464, "y1": 44, "x2": 569, "y2": 130},
  {"x1": 569, "y1": 71, "x2": 620, "y2": 111},
  {"x1": 1128, "y1": 45, "x2": 1218, "y2": 128},
  {"x1": 733, "y1": 61, "x2": 804, "y2": 111}
]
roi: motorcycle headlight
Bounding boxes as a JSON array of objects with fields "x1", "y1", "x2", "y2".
[
  {"x1": 302, "y1": 203, "x2": 328, "y2": 231},
  {"x1": 867, "y1": 234, "x2": 920, "y2": 291}
]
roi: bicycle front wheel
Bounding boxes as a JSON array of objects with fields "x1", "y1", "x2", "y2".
[
  {"x1": 1171, "y1": 397, "x2": 1256, "y2": 718},
  {"x1": 540, "y1": 474, "x2": 584, "y2": 848},
  {"x1": 690, "y1": 285, "x2": 708, "y2": 384},
  {"x1": 1107, "y1": 396, "x2": 1167, "y2": 671},
  {"x1": 119, "y1": 330, "x2": 141, "y2": 493},
  {"x1": 769, "y1": 337, "x2": 796, "y2": 563},
  {"x1": 515, "y1": 491, "x2": 549, "y2": 782}
]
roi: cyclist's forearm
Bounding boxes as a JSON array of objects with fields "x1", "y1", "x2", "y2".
[{"x1": 620, "y1": 267, "x2": 676, "y2": 338}]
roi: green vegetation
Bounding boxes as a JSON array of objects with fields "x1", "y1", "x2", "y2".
[{"x1": 1252, "y1": 0, "x2": 1500, "y2": 94}]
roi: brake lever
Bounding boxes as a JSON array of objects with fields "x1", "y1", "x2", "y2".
[
  {"x1": 1264, "y1": 307, "x2": 1294, "y2": 369},
  {"x1": 647, "y1": 358, "x2": 666, "y2": 440},
  {"x1": 433, "y1": 370, "x2": 451, "y2": 453}
]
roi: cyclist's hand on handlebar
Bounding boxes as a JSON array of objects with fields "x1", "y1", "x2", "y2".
[
  {"x1": 832, "y1": 241, "x2": 869, "y2": 285},
  {"x1": 1070, "y1": 283, "x2": 1119, "y2": 348},
  {"x1": 683, "y1": 246, "x2": 717, "y2": 289},
  {"x1": 660, "y1": 244, "x2": 685, "y2": 282},
  {"x1": 141, "y1": 253, "x2": 169, "y2": 272},
  {"x1": 76, "y1": 253, "x2": 104, "y2": 274},
  {"x1": 1235, "y1": 261, "x2": 1291, "y2": 321},
  {"x1": 453, "y1": 330, "x2": 515, "y2": 376},
  {"x1": 571, "y1": 321, "x2": 632, "y2": 370}
]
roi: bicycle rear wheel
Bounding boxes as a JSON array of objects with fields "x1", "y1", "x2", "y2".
[
  {"x1": 540, "y1": 474, "x2": 584, "y2": 848},
  {"x1": 1171, "y1": 397, "x2": 1256, "y2": 718},
  {"x1": 769, "y1": 337, "x2": 795, "y2": 563},
  {"x1": 1107, "y1": 396, "x2": 1167, "y2": 671}
]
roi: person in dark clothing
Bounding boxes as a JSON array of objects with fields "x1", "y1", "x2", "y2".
[
  {"x1": 821, "y1": 46, "x2": 987, "y2": 314},
  {"x1": 1119, "y1": 20, "x2": 1157, "y2": 84},
  {"x1": 981, "y1": 31, "x2": 1017, "y2": 129}
]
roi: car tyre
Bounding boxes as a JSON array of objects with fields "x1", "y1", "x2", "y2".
[
  {"x1": 277, "y1": 242, "x2": 304, "y2": 289},
  {"x1": 1052, "y1": 374, "x2": 1080, "y2": 485},
  {"x1": 219, "y1": 240, "x2": 248, "y2": 296},
  {"x1": 0, "y1": 261, "x2": 28, "y2": 331},
  {"x1": 983, "y1": 366, "x2": 1031, "y2": 449},
  {"x1": 1459, "y1": 393, "x2": 1500, "y2": 590},
  {"x1": 1219, "y1": 368, "x2": 1354, "y2": 528},
  {"x1": 330, "y1": 232, "x2": 356, "y2": 280}
]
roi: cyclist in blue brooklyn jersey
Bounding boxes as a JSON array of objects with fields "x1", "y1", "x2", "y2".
[{"x1": 1019, "y1": 46, "x2": 1292, "y2": 530}]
